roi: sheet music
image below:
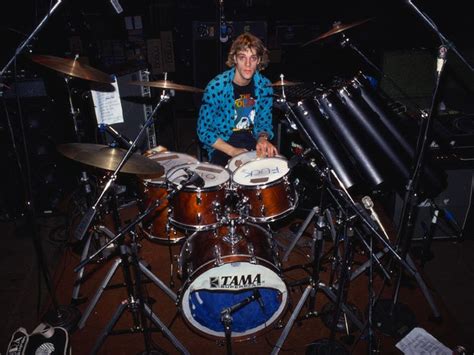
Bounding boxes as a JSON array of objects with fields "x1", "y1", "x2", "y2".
[
  {"x1": 91, "y1": 79, "x2": 124, "y2": 125},
  {"x1": 395, "y1": 327, "x2": 452, "y2": 354}
]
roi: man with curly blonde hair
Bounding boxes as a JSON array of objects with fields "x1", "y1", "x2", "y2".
[{"x1": 197, "y1": 32, "x2": 278, "y2": 166}]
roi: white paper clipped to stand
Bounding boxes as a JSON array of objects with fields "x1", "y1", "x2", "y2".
[
  {"x1": 395, "y1": 327, "x2": 452, "y2": 354},
  {"x1": 91, "y1": 79, "x2": 124, "y2": 125}
]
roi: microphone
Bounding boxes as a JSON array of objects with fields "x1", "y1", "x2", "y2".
[
  {"x1": 104, "y1": 125, "x2": 133, "y2": 149},
  {"x1": 184, "y1": 168, "x2": 205, "y2": 188},
  {"x1": 361, "y1": 196, "x2": 389, "y2": 240},
  {"x1": 253, "y1": 289, "x2": 265, "y2": 311}
]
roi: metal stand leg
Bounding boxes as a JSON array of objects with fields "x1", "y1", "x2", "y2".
[
  {"x1": 406, "y1": 254, "x2": 440, "y2": 318},
  {"x1": 139, "y1": 261, "x2": 177, "y2": 302},
  {"x1": 78, "y1": 257, "x2": 122, "y2": 329},
  {"x1": 350, "y1": 248, "x2": 440, "y2": 318},
  {"x1": 71, "y1": 230, "x2": 93, "y2": 303},
  {"x1": 91, "y1": 301, "x2": 127, "y2": 355},
  {"x1": 283, "y1": 206, "x2": 318, "y2": 262},
  {"x1": 143, "y1": 303, "x2": 190, "y2": 355}
]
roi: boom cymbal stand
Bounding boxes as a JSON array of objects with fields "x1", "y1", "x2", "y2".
[
  {"x1": 73, "y1": 182, "x2": 191, "y2": 354},
  {"x1": 70, "y1": 90, "x2": 189, "y2": 353}
]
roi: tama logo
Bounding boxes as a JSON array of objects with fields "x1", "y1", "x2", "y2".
[{"x1": 210, "y1": 274, "x2": 262, "y2": 289}]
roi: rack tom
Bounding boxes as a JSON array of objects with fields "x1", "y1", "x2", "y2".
[
  {"x1": 232, "y1": 157, "x2": 297, "y2": 223},
  {"x1": 138, "y1": 151, "x2": 198, "y2": 244},
  {"x1": 167, "y1": 162, "x2": 229, "y2": 230}
]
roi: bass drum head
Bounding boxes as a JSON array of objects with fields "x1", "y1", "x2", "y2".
[
  {"x1": 232, "y1": 157, "x2": 289, "y2": 187},
  {"x1": 180, "y1": 262, "x2": 288, "y2": 340},
  {"x1": 141, "y1": 151, "x2": 199, "y2": 185},
  {"x1": 167, "y1": 162, "x2": 230, "y2": 190}
]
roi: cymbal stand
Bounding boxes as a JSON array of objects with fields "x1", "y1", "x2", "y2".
[
  {"x1": 272, "y1": 201, "x2": 365, "y2": 355},
  {"x1": 71, "y1": 176, "x2": 123, "y2": 305},
  {"x1": 74, "y1": 184, "x2": 189, "y2": 354},
  {"x1": 74, "y1": 91, "x2": 170, "y2": 242},
  {"x1": 0, "y1": 0, "x2": 81, "y2": 331}
]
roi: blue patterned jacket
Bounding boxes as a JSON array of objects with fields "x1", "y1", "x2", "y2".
[{"x1": 197, "y1": 67, "x2": 274, "y2": 159}]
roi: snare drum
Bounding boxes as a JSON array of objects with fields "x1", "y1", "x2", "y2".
[
  {"x1": 139, "y1": 151, "x2": 198, "y2": 244},
  {"x1": 232, "y1": 157, "x2": 297, "y2": 223},
  {"x1": 178, "y1": 223, "x2": 288, "y2": 340},
  {"x1": 167, "y1": 162, "x2": 229, "y2": 230}
]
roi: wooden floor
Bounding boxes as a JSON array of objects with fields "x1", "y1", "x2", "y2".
[{"x1": 46, "y1": 202, "x2": 468, "y2": 355}]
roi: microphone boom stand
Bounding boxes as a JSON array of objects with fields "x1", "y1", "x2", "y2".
[
  {"x1": 373, "y1": 43, "x2": 448, "y2": 336},
  {"x1": 1, "y1": 0, "x2": 82, "y2": 331}
]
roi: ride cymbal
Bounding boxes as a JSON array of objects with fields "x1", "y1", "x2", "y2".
[
  {"x1": 302, "y1": 18, "x2": 372, "y2": 47},
  {"x1": 30, "y1": 55, "x2": 113, "y2": 83},
  {"x1": 57, "y1": 143, "x2": 164, "y2": 176},
  {"x1": 128, "y1": 80, "x2": 204, "y2": 93}
]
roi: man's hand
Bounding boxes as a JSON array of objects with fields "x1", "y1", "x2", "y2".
[{"x1": 256, "y1": 136, "x2": 278, "y2": 158}]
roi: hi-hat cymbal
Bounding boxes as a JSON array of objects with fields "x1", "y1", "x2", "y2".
[
  {"x1": 302, "y1": 18, "x2": 372, "y2": 47},
  {"x1": 57, "y1": 143, "x2": 164, "y2": 176},
  {"x1": 129, "y1": 80, "x2": 204, "y2": 93},
  {"x1": 268, "y1": 80, "x2": 303, "y2": 87},
  {"x1": 30, "y1": 55, "x2": 113, "y2": 83}
]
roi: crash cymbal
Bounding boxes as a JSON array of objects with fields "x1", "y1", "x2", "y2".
[
  {"x1": 57, "y1": 143, "x2": 164, "y2": 176},
  {"x1": 128, "y1": 80, "x2": 204, "y2": 93},
  {"x1": 30, "y1": 55, "x2": 113, "y2": 83},
  {"x1": 268, "y1": 80, "x2": 304, "y2": 87},
  {"x1": 302, "y1": 18, "x2": 372, "y2": 47}
]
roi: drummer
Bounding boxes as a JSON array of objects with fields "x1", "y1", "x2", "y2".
[{"x1": 197, "y1": 32, "x2": 279, "y2": 167}]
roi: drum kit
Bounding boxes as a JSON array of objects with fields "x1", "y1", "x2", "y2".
[
  {"x1": 28, "y1": 43, "x2": 303, "y2": 351},
  {"x1": 8, "y1": 15, "x2": 447, "y2": 354}
]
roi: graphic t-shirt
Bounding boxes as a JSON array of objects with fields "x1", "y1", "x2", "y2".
[{"x1": 233, "y1": 81, "x2": 256, "y2": 131}]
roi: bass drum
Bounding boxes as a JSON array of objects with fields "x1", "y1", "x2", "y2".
[
  {"x1": 178, "y1": 223, "x2": 288, "y2": 341},
  {"x1": 138, "y1": 151, "x2": 198, "y2": 244}
]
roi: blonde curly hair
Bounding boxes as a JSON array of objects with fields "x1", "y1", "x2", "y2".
[{"x1": 226, "y1": 32, "x2": 269, "y2": 71}]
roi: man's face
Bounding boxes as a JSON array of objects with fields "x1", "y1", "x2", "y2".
[{"x1": 233, "y1": 48, "x2": 260, "y2": 86}]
